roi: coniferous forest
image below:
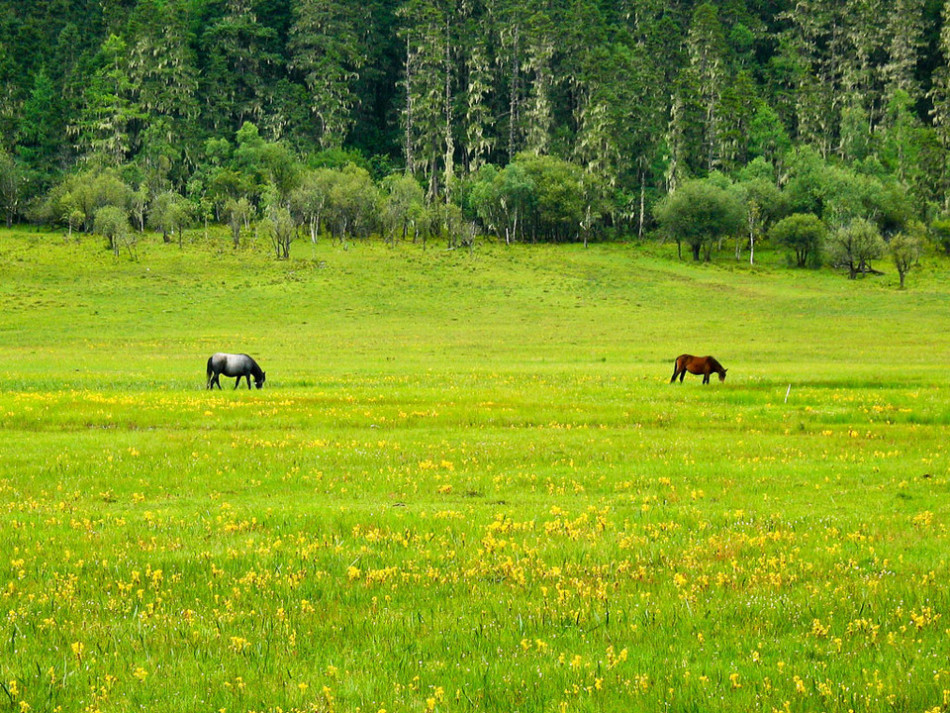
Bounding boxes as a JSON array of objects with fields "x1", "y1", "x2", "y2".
[{"x1": 3, "y1": 0, "x2": 950, "y2": 260}]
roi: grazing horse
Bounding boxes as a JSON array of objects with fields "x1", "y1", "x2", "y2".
[
  {"x1": 206, "y1": 353, "x2": 266, "y2": 390},
  {"x1": 670, "y1": 354, "x2": 727, "y2": 384}
]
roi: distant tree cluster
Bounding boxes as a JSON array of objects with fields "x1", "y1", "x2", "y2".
[{"x1": 0, "y1": 0, "x2": 949, "y2": 279}]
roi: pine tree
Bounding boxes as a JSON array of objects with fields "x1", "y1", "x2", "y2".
[
  {"x1": 201, "y1": 0, "x2": 280, "y2": 133},
  {"x1": 127, "y1": 0, "x2": 200, "y2": 178},
  {"x1": 884, "y1": 0, "x2": 925, "y2": 108},
  {"x1": 74, "y1": 34, "x2": 143, "y2": 166},
  {"x1": 521, "y1": 9, "x2": 555, "y2": 156},
  {"x1": 686, "y1": 3, "x2": 729, "y2": 172},
  {"x1": 289, "y1": 0, "x2": 365, "y2": 148},
  {"x1": 398, "y1": 0, "x2": 450, "y2": 197},
  {"x1": 16, "y1": 68, "x2": 65, "y2": 178},
  {"x1": 928, "y1": 0, "x2": 950, "y2": 207},
  {"x1": 776, "y1": 0, "x2": 843, "y2": 157},
  {"x1": 464, "y1": 29, "x2": 494, "y2": 172}
]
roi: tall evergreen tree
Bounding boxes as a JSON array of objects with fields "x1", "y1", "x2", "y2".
[
  {"x1": 289, "y1": 0, "x2": 365, "y2": 148},
  {"x1": 398, "y1": 0, "x2": 450, "y2": 197},
  {"x1": 686, "y1": 3, "x2": 729, "y2": 172},
  {"x1": 463, "y1": 24, "x2": 495, "y2": 172},
  {"x1": 521, "y1": 8, "x2": 555, "y2": 156},
  {"x1": 127, "y1": 0, "x2": 200, "y2": 178},
  {"x1": 884, "y1": 0, "x2": 925, "y2": 108},
  {"x1": 74, "y1": 34, "x2": 143, "y2": 165},
  {"x1": 928, "y1": 0, "x2": 950, "y2": 207},
  {"x1": 201, "y1": 0, "x2": 280, "y2": 133},
  {"x1": 16, "y1": 68, "x2": 65, "y2": 179}
]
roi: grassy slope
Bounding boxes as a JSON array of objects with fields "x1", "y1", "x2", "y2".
[{"x1": 0, "y1": 229, "x2": 948, "y2": 712}]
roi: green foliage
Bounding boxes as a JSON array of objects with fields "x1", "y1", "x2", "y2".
[
  {"x1": 517, "y1": 154, "x2": 587, "y2": 242},
  {"x1": 16, "y1": 68, "x2": 65, "y2": 180},
  {"x1": 379, "y1": 173, "x2": 426, "y2": 245},
  {"x1": 2, "y1": 0, "x2": 950, "y2": 259},
  {"x1": 224, "y1": 196, "x2": 253, "y2": 248},
  {"x1": 770, "y1": 212, "x2": 827, "y2": 267},
  {"x1": 889, "y1": 228, "x2": 922, "y2": 288},
  {"x1": 93, "y1": 204, "x2": 132, "y2": 256},
  {"x1": 653, "y1": 178, "x2": 744, "y2": 261},
  {"x1": 325, "y1": 164, "x2": 379, "y2": 240},
  {"x1": 290, "y1": 169, "x2": 337, "y2": 243},
  {"x1": 35, "y1": 169, "x2": 133, "y2": 232},
  {"x1": 265, "y1": 205, "x2": 296, "y2": 259},
  {"x1": 825, "y1": 217, "x2": 887, "y2": 279},
  {"x1": 148, "y1": 191, "x2": 192, "y2": 246},
  {"x1": 931, "y1": 218, "x2": 950, "y2": 255}
]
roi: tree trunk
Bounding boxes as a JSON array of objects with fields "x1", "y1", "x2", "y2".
[{"x1": 638, "y1": 171, "x2": 646, "y2": 239}]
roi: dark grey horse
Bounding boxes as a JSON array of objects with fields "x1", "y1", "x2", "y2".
[{"x1": 206, "y1": 353, "x2": 266, "y2": 389}]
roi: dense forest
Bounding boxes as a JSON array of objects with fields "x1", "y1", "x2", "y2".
[{"x1": 2, "y1": 0, "x2": 950, "y2": 261}]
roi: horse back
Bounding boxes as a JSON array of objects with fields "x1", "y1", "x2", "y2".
[{"x1": 211, "y1": 352, "x2": 252, "y2": 376}]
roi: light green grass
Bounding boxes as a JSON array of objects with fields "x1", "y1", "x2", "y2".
[{"x1": 1, "y1": 229, "x2": 948, "y2": 713}]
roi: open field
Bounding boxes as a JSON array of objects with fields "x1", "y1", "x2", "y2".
[{"x1": 1, "y1": 229, "x2": 949, "y2": 713}]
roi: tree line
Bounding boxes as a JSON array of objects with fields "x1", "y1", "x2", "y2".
[{"x1": 2, "y1": 0, "x2": 950, "y2": 270}]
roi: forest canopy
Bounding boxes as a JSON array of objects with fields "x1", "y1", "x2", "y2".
[{"x1": 2, "y1": 0, "x2": 950, "y2": 248}]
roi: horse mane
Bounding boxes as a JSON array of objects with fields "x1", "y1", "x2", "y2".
[
  {"x1": 707, "y1": 356, "x2": 724, "y2": 372},
  {"x1": 244, "y1": 355, "x2": 264, "y2": 379}
]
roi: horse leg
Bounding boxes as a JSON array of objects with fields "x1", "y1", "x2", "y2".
[
  {"x1": 246, "y1": 374, "x2": 252, "y2": 389},
  {"x1": 671, "y1": 364, "x2": 680, "y2": 383},
  {"x1": 212, "y1": 372, "x2": 222, "y2": 389},
  {"x1": 703, "y1": 371, "x2": 710, "y2": 384}
]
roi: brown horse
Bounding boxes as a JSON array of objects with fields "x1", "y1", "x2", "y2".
[{"x1": 670, "y1": 354, "x2": 728, "y2": 384}]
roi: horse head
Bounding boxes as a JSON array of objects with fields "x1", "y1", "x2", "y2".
[
  {"x1": 719, "y1": 369, "x2": 727, "y2": 382},
  {"x1": 255, "y1": 372, "x2": 266, "y2": 389}
]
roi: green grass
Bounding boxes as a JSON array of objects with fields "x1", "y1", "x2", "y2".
[{"x1": 1, "y1": 228, "x2": 949, "y2": 713}]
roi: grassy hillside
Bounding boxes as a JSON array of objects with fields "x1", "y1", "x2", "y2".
[{"x1": 1, "y1": 230, "x2": 948, "y2": 713}]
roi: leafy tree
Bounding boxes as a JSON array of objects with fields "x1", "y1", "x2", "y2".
[
  {"x1": 290, "y1": 169, "x2": 337, "y2": 243},
  {"x1": 770, "y1": 213, "x2": 827, "y2": 267},
  {"x1": 653, "y1": 178, "x2": 744, "y2": 261},
  {"x1": 889, "y1": 229, "x2": 922, "y2": 288},
  {"x1": 931, "y1": 218, "x2": 950, "y2": 255},
  {"x1": 37, "y1": 169, "x2": 133, "y2": 232},
  {"x1": 148, "y1": 190, "x2": 192, "y2": 246},
  {"x1": 733, "y1": 172, "x2": 784, "y2": 264},
  {"x1": 325, "y1": 164, "x2": 378, "y2": 240},
  {"x1": 127, "y1": 0, "x2": 200, "y2": 183},
  {"x1": 883, "y1": 0, "x2": 926, "y2": 108},
  {"x1": 825, "y1": 218, "x2": 886, "y2": 278},
  {"x1": 518, "y1": 154, "x2": 587, "y2": 242},
  {"x1": 94, "y1": 204, "x2": 133, "y2": 257},
  {"x1": 686, "y1": 3, "x2": 730, "y2": 172},
  {"x1": 379, "y1": 173, "x2": 426, "y2": 246},
  {"x1": 224, "y1": 197, "x2": 253, "y2": 248},
  {"x1": 266, "y1": 205, "x2": 296, "y2": 259},
  {"x1": 435, "y1": 200, "x2": 469, "y2": 251}
]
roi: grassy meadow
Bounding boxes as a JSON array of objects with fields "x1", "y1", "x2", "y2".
[{"x1": 1, "y1": 228, "x2": 949, "y2": 713}]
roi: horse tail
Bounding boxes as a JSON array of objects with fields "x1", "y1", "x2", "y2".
[{"x1": 206, "y1": 356, "x2": 214, "y2": 383}]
